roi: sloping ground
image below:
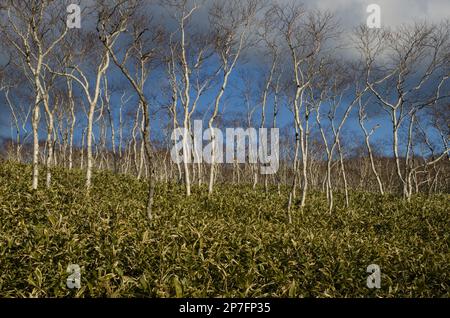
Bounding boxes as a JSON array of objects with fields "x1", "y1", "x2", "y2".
[{"x1": 0, "y1": 161, "x2": 449, "y2": 297}]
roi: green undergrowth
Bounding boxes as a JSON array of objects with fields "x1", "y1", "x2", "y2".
[{"x1": 0, "y1": 161, "x2": 448, "y2": 297}]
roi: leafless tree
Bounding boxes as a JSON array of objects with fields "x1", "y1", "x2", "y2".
[
  {"x1": 272, "y1": 2, "x2": 337, "y2": 220},
  {"x1": 1, "y1": 0, "x2": 68, "y2": 189},
  {"x1": 99, "y1": 0, "x2": 162, "y2": 219},
  {"x1": 357, "y1": 22, "x2": 450, "y2": 199}
]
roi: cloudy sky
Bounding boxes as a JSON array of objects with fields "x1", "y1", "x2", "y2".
[
  {"x1": 298, "y1": 0, "x2": 449, "y2": 28},
  {"x1": 1, "y1": 0, "x2": 449, "y2": 152}
]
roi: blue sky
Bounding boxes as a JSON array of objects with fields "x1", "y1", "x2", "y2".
[{"x1": 0, "y1": 0, "x2": 448, "y2": 158}]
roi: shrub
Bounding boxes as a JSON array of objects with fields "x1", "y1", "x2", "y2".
[{"x1": 0, "y1": 162, "x2": 448, "y2": 297}]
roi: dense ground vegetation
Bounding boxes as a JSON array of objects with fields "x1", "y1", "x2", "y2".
[{"x1": 0, "y1": 161, "x2": 449, "y2": 297}]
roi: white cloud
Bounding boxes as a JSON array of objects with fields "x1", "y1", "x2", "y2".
[{"x1": 276, "y1": 0, "x2": 450, "y2": 29}]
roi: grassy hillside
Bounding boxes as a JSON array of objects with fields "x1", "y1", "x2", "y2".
[{"x1": 0, "y1": 161, "x2": 449, "y2": 297}]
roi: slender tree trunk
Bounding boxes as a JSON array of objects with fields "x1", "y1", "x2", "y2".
[
  {"x1": 392, "y1": 110, "x2": 407, "y2": 197},
  {"x1": 326, "y1": 158, "x2": 333, "y2": 212},
  {"x1": 358, "y1": 104, "x2": 384, "y2": 195},
  {"x1": 86, "y1": 104, "x2": 95, "y2": 189},
  {"x1": 299, "y1": 124, "x2": 308, "y2": 208},
  {"x1": 45, "y1": 109, "x2": 54, "y2": 188},
  {"x1": 286, "y1": 132, "x2": 299, "y2": 223},
  {"x1": 366, "y1": 137, "x2": 384, "y2": 195},
  {"x1": 336, "y1": 138, "x2": 349, "y2": 207},
  {"x1": 142, "y1": 101, "x2": 155, "y2": 221},
  {"x1": 32, "y1": 94, "x2": 41, "y2": 190},
  {"x1": 183, "y1": 114, "x2": 191, "y2": 196}
]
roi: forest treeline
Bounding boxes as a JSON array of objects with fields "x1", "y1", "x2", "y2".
[{"x1": 0, "y1": 0, "x2": 448, "y2": 221}]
